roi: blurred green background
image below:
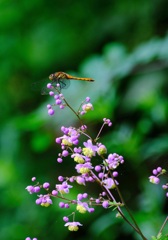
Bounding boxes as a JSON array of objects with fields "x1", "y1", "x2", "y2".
[{"x1": 0, "y1": 0, "x2": 168, "y2": 239}]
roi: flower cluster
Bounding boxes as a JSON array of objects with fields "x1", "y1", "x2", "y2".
[
  {"x1": 45, "y1": 82, "x2": 94, "y2": 117},
  {"x1": 149, "y1": 167, "x2": 167, "y2": 197},
  {"x1": 26, "y1": 115, "x2": 124, "y2": 231}
]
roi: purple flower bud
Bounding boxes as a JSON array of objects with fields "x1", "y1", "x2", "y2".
[
  {"x1": 48, "y1": 108, "x2": 55, "y2": 116},
  {"x1": 54, "y1": 94, "x2": 59, "y2": 99},
  {"x1": 34, "y1": 186, "x2": 41, "y2": 193},
  {"x1": 89, "y1": 208, "x2": 95, "y2": 213},
  {"x1": 157, "y1": 167, "x2": 162, "y2": 173},
  {"x1": 47, "y1": 104, "x2": 52, "y2": 109},
  {"x1": 59, "y1": 202, "x2": 65, "y2": 208},
  {"x1": 95, "y1": 165, "x2": 101, "y2": 172},
  {"x1": 81, "y1": 125, "x2": 87, "y2": 131},
  {"x1": 26, "y1": 185, "x2": 35, "y2": 194},
  {"x1": 43, "y1": 182, "x2": 50, "y2": 189},
  {"x1": 58, "y1": 176, "x2": 64, "y2": 182},
  {"x1": 69, "y1": 177, "x2": 75, "y2": 182},
  {"x1": 62, "y1": 150, "x2": 69, "y2": 157},
  {"x1": 60, "y1": 126, "x2": 65, "y2": 131},
  {"x1": 52, "y1": 190, "x2": 58, "y2": 196},
  {"x1": 85, "y1": 97, "x2": 90, "y2": 102},
  {"x1": 63, "y1": 216, "x2": 69, "y2": 222},
  {"x1": 56, "y1": 99, "x2": 62, "y2": 105},
  {"x1": 102, "y1": 200, "x2": 109, "y2": 208},
  {"x1": 60, "y1": 104, "x2": 65, "y2": 109},
  {"x1": 77, "y1": 194, "x2": 83, "y2": 201},
  {"x1": 57, "y1": 157, "x2": 63, "y2": 163},
  {"x1": 82, "y1": 193, "x2": 88, "y2": 198},
  {"x1": 36, "y1": 198, "x2": 42, "y2": 205},
  {"x1": 55, "y1": 138, "x2": 61, "y2": 144},
  {"x1": 49, "y1": 91, "x2": 54, "y2": 96},
  {"x1": 80, "y1": 111, "x2": 86, "y2": 115},
  {"x1": 102, "y1": 192, "x2": 106, "y2": 196},
  {"x1": 98, "y1": 172, "x2": 104, "y2": 179},
  {"x1": 152, "y1": 169, "x2": 158, "y2": 175},
  {"x1": 47, "y1": 83, "x2": 52, "y2": 89},
  {"x1": 113, "y1": 171, "x2": 118, "y2": 177},
  {"x1": 31, "y1": 177, "x2": 36, "y2": 182}
]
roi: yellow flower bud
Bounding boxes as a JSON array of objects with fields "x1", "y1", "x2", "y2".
[
  {"x1": 68, "y1": 226, "x2": 79, "y2": 231},
  {"x1": 41, "y1": 202, "x2": 50, "y2": 207},
  {"x1": 62, "y1": 139, "x2": 72, "y2": 146},
  {"x1": 76, "y1": 204, "x2": 87, "y2": 214},
  {"x1": 74, "y1": 156, "x2": 85, "y2": 163},
  {"x1": 79, "y1": 167, "x2": 90, "y2": 174},
  {"x1": 82, "y1": 148, "x2": 94, "y2": 157}
]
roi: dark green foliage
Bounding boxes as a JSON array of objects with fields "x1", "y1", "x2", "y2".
[{"x1": 0, "y1": 1, "x2": 168, "y2": 239}]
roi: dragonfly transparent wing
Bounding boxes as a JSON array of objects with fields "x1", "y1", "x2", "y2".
[
  {"x1": 58, "y1": 79, "x2": 70, "y2": 89},
  {"x1": 31, "y1": 78, "x2": 71, "y2": 95},
  {"x1": 31, "y1": 79, "x2": 50, "y2": 95}
]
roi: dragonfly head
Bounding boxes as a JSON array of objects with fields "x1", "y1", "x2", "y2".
[{"x1": 49, "y1": 73, "x2": 55, "y2": 81}]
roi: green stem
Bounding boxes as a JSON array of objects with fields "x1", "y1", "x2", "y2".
[
  {"x1": 157, "y1": 216, "x2": 168, "y2": 236},
  {"x1": 55, "y1": 88, "x2": 83, "y2": 126}
]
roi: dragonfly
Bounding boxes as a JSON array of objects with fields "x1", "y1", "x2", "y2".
[
  {"x1": 32, "y1": 71, "x2": 94, "y2": 95},
  {"x1": 49, "y1": 71, "x2": 94, "y2": 88}
]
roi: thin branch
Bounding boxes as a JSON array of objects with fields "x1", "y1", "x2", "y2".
[{"x1": 157, "y1": 216, "x2": 168, "y2": 236}]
